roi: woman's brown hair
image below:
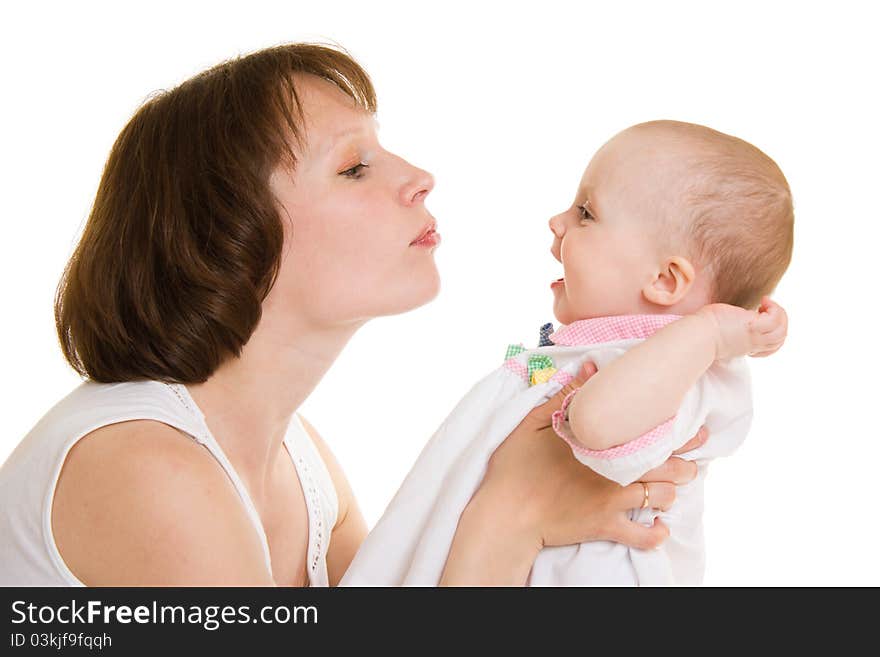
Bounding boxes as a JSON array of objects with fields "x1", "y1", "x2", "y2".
[{"x1": 55, "y1": 43, "x2": 376, "y2": 383}]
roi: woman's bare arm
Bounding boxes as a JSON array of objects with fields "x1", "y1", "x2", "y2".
[{"x1": 52, "y1": 420, "x2": 275, "y2": 586}]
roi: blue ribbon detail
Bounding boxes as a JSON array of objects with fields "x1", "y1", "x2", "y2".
[{"x1": 538, "y1": 322, "x2": 555, "y2": 347}]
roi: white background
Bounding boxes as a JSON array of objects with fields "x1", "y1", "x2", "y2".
[{"x1": 2, "y1": 1, "x2": 878, "y2": 585}]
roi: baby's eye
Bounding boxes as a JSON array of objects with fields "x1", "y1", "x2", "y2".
[
  {"x1": 340, "y1": 163, "x2": 369, "y2": 179},
  {"x1": 577, "y1": 204, "x2": 595, "y2": 223}
]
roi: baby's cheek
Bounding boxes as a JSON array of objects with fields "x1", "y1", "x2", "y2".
[
  {"x1": 574, "y1": 271, "x2": 623, "y2": 318},
  {"x1": 568, "y1": 273, "x2": 597, "y2": 305}
]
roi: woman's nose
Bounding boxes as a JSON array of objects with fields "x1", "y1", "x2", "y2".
[{"x1": 401, "y1": 165, "x2": 435, "y2": 206}]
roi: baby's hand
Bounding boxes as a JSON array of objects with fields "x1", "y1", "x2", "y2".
[
  {"x1": 697, "y1": 296, "x2": 788, "y2": 360},
  {"x1": 748, "y1": 297, "x2": 788, "y2": 358}
]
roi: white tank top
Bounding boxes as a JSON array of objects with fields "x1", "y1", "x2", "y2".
[{"x1": 0, "y1": 380, "x2": 338, "y2": 586}]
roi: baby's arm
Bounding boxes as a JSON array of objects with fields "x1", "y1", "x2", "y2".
[{"x1": 564, "y1": 297, "x2": 787, "y2": 451}]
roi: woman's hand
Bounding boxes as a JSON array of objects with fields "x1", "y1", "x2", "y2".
[{"x1": 440, "y1": 362, "x2": 703, "y2": 586}]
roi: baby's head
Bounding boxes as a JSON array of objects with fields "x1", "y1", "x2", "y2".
[{"x1": 549, "y1": 120, "x2": 793, "y2": 324}]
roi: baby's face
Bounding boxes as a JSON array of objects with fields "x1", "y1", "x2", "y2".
[{"x1": 549, "y1": 128, "x2": 692, "y2": 323}]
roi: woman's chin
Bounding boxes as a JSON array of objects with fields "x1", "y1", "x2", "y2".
[
  {"x1": 379, "y1": 270, "x2": 441, "y2": 317},
  {"x1": 408, "y1": 274, "x2": 442, "y2": 311}
]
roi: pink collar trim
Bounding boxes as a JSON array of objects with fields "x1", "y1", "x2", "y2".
[{"x1": 549, "y1": 314, "x2": 682, "y2": 346}]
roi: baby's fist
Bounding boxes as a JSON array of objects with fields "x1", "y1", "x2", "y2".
[
  {"x1": 748, "y1": 297, "x2": 788, "y2": 358},
  {"x1": 697, "y1": 297, "x2": 788, "y2": 360}
]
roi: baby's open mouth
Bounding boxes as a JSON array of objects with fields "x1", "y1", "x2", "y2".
[{"x1": 551, "y1": 277, "x2": 565, "y2": 289}]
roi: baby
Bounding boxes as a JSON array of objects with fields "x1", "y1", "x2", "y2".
[{"x1": 341, "y1": 120, "x2": 793, "y2": 586}]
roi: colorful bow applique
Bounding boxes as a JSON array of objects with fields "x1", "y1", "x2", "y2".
[
  {"x1": 503, "y1": 322, "x2": 559, "y2": 385},
  {"x1": 527, "y1": 354, "x2": 556, "y2": 386}
]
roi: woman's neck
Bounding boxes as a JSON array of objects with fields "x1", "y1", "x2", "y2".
[{"x1": 185, "y1": 313, "x2": 363, "y2": 503}]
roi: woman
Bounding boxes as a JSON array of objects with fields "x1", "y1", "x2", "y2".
[{"x1": 0, "y1": 43, "x2": 701, "y2": 586}]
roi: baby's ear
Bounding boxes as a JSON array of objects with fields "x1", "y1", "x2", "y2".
[{"x1": 641, "y1": 256, "x2": 696, "y2": 306}]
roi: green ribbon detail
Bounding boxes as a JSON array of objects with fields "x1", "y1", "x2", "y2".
[{"x1": 527, "y1": 354, "x2": 555, "y2": 381}]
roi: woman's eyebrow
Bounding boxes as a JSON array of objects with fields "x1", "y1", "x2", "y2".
[
  {"x1": 316, "y1": 129, "x2": 358, "y2": 156},
  {"x1": 322, "y1": 118, "x2": 381, "y2": 155}
]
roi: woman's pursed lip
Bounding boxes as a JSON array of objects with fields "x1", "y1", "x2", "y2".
[
  {"x1": 410, "y1": 219, "x2": 438, "y2": 246},
  {"x1": 410, "y1": 229, "x2": 440, "y2": 248}
]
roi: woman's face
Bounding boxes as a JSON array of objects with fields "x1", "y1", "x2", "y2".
[{"x1": 266, "y1": 75, "x2": 439, "y2": 329}]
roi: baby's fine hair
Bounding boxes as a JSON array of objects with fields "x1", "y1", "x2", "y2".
[{"x1": 636, "y1": 120, "x2": 794, "y2": 310}]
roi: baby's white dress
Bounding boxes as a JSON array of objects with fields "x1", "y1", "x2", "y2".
[{"x1": 341, "y1": 315, "x2": 752, "y2": 586}]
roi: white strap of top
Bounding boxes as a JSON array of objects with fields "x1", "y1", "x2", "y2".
[{"x1": 166, "y1": 384, "x2": 332, "y2": 586}]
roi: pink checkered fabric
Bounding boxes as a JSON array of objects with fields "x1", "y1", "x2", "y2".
[
  {"x1": 503, "y1": 358, "x2": 529, "y2": 382},
  {"x1": 550, "y1": 314, "x2": 682, "y2": 346},
  {"x1": 551, "y1": 389, "x2": 580, "y2": 443},
  {"x1": 550, "y1": 369, "x2": 575, "y2": 387},
  {"x1": 554, "y1": 403, "x2": 676, "y2": 460}
]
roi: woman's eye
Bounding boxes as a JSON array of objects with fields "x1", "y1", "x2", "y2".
[{"x1": 340, "y1": 163, "x2": 369, "y2": 179}]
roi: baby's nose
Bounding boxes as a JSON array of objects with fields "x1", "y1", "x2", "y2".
[{"x1": 548, "y1": 214, "x2": 566, "y2": 238}]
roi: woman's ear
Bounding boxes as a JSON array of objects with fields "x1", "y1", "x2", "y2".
[{"x1": 641, "y1": 256, "x2": 697, "y2": 307}]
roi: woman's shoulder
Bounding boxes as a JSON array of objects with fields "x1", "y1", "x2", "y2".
[
  {"x1": 52, "y1": 417, "x2": 272, "y2": 585},
  {"x1": 3, "y1": 380, "x2": 203, "y2": 487},
  {"x1": 53, "y1": 414, "x2": 224, "y2": 519},
  {"x1": 17, "y1": 380, "x2": 204, "y2": 448},
  {"x1": 5, "y1": 380, "x2": 270, "y2": 585},
  {"x1": 59, "y1": 415, "x2": 208, "y2": 470},
  {"x1": 3, "y1": 380, "x2": 207, "y2": 486}
]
